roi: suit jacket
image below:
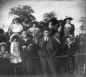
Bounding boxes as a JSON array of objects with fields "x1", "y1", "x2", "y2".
[
  {"x1": 39, "y1": 36, "x2": 61, "y2": 58},
  {"x1": 20, "y1": 38, "x2": 32, "y2": 58}
]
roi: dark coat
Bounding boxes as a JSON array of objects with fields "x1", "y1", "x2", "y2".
[
  {"x1": 20, "y1": 38, "x2": 32, "y2": 58},
  {"x1": 38, "y1": 36, "x2": 61, "y2": 58},
  {"x1": 63, "y1": 42, "x2": 76, "y2": 56}
]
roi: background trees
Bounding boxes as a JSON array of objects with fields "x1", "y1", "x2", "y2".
[
  {"x1": 43, "y1": 11, "x2": 57, "y2": 22},
  {"x1": 80, "y1": 17, "x2": 86, "y2": 34},
  {"x1": 9, "y1": 5, "x2": 36, "y2": 24}
]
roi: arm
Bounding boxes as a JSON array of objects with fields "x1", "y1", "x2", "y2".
[{"x1": 10, "y1": 42, "x2": 15, "y2": 55}]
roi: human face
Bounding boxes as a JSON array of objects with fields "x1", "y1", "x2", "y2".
[
  {"x1": 49, "y1": 22, "x2": 53, "y2": 29},
  {"x1": 14, "y1": 38, "x2": 17, "y2": 42},
  {"x1": 14, "y1": 19, "x2": 19, "y2": 24},
  {"x1": 22, "y1": 31, "x2": 27, "y2": 38},
  {"x1": 43, "y1": 30, "x2": 49, "y2": 37},
  {"x1": 67, "y1": 37, "x2": 71, "y2": 44},
  {"x1": 66, "y1": 20, "x2": 71, "y2": 24},
  {"x1": 33, "y1": 24, "x2": 36, "y2": 28},
  {"x1": 1, "y1": 46, "x2": 6, "y2": 52}
]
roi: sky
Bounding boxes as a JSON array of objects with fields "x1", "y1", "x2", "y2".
[{"x1": 0, "y1": 0, "x2": 85, "y2": 35}]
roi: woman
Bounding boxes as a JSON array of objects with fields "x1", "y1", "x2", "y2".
[{"x1": 10, "y1": 18, "x2": 23, "y2": 34}]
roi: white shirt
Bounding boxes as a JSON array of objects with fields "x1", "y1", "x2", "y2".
[
  {"x1": 10, "y1": 23, "x2": 23, "y2": 33},
  {"x1": 65, "y1": 23, "x2": 71, "y2": 28},
  {"x1": 10, "y1": 42, "x2": 22, "y2": 63},
  {"x1": 44, "y1": 37, "x2": 48, "y2": 41}
]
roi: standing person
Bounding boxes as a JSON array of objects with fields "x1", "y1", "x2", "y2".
[
  {"x1": 27, "y1": 21, "x2": 40, "y2": 37},
  {"x1": 38, "y1": 30, "x2": 57, "y2": 77},
  {"x1": 48, "y1": 18, "x2": 59, "y2": 37},
  {"x1": 53, "y1": 33, "x2": 64, "y2": 74},
  {"x1": 20, "y1": 30, "x2": 32, "y2": 76},
  {"x1": 29, "y1": 29, "x2": 43, "y2": 76},
  {"x1": 63, "y1": 36, "x2": 76, "y2": 73},
  {"x1": 60, "y1": 17, "x2": 75, "y2": 45},
  {"x1": 10, "y1": 33, "x2": 23, "y2": 76}
]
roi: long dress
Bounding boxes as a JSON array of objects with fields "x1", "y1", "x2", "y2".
[{"x1": 10, "y1": 42, "x2": 22, "y2": 63}]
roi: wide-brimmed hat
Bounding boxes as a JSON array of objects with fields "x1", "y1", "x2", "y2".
[
  {"x1": 64, "y1": 16, "x2": 73, "y2": 21},
  {"x1": 0, "y1": 42, "x2": 7, "y2": 48},
  {"x1": 10, "y1": 33, "x2": 20, "y2": 42}
]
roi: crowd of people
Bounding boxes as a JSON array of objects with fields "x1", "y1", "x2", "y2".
[{"x1": 0, "y1": 16, "x2": 79, "y2": 77}]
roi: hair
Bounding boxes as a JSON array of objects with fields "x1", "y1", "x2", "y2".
[
  {"x1": 48, "y1": 17, "x2": 58, "y2": 26},
  {"x1": 66, "y1": 36, "x2": 72, "y2": 41},
  {"x1": 0, "y1": 44, "x2": 7, "y2": 51},
  {"x1": 12, "y1": 18, "x2": 21, "y2": 24}
]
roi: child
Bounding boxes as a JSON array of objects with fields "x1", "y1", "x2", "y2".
[
  {"x1": 10, "y1": 33, "x2": 23, "y2": 76},
  {"x1": 0, "y1": 42, "x2": 10, "y2": 75},
  {"x1": 64, "y1": 35, "x2": 76, "y2": 73},
  {"x1": 0, "y1": 42, "x2": 9, "y2": 58}
]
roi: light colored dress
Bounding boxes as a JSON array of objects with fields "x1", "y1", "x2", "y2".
[
  {"x1": 10, "y1": 42, "x2": 22, "y2": 63},
  {"x1": 28, "y1": 27, "x2": 40, "y2": 36},
  {"x1": 10, "y1": 23, "x2": 23, "y2": 33}
]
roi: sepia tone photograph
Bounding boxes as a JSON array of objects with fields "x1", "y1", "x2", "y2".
[{"x1": 0, "y1": 0, "x2": 86, "y2": 77}]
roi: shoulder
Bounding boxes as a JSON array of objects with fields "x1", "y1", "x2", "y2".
[{"x1": 70, "y1": 24, "x2": 75, "y2": 27}]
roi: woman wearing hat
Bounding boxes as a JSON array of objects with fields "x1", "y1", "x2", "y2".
[{"x1": 60, "y1": 16, "x2": 75, "y2": 45}]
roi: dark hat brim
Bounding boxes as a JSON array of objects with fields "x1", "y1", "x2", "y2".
[{"x1": 64, "y1": 17, "x2": 73, "y2": 21}]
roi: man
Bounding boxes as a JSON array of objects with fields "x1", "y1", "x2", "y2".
[
  {"x1": 48, "y1": 18, "x2": 59, "y2": 37},
  {"x1": 53, "y1": 32, "x2": 64, "y2": 73},
  {"x1": 20, "y1": 30, "x2": 32, "y2": 76},
  {"x1": 38, "y1": 30, "x2": 58, "y2": 77}
]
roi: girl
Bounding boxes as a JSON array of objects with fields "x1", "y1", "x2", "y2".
[{"x1": 10, "y1": 33, "x2": 23, "y2": 76}]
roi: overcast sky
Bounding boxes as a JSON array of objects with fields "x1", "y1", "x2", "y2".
[{"x1": 0, "y1": 0, "x2": 85, "y2": 35}]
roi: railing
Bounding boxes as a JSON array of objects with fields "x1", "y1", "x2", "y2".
[{"x1": 0, "y1": 53, "x2": 86, "y2": 76}]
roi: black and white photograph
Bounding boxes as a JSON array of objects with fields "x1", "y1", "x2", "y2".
[{"x1": 0, "y1": 0, "x2": 86, "y2": 77}]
